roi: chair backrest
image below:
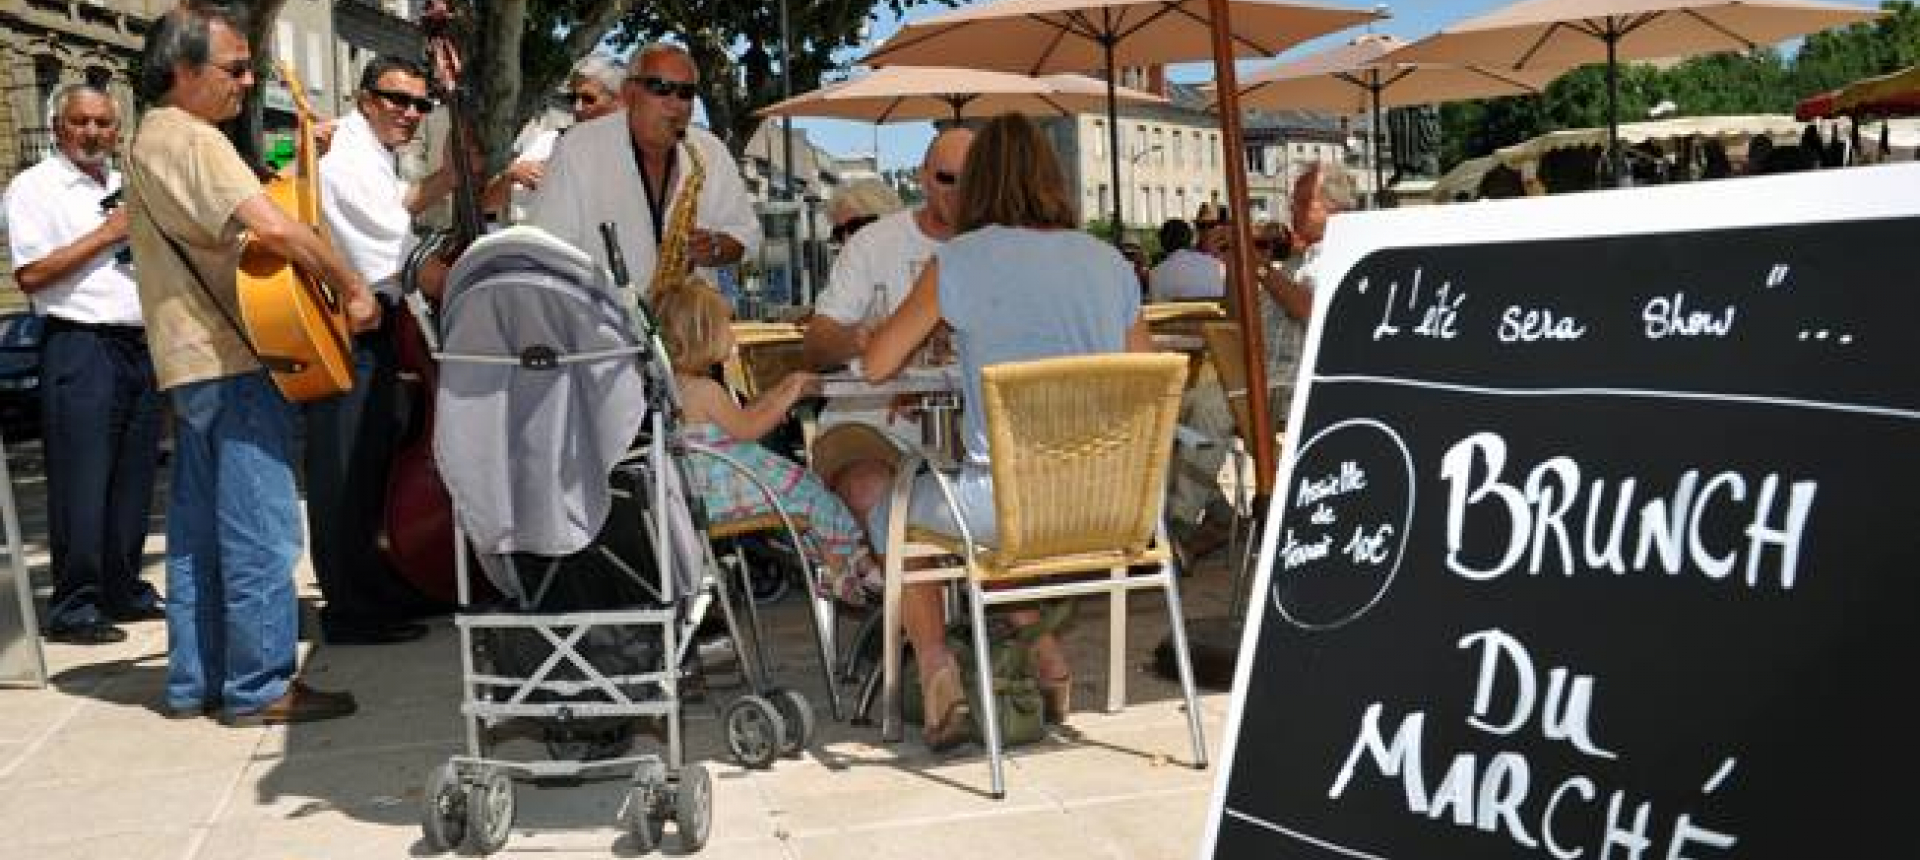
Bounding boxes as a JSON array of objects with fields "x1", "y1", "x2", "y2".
[
  {"x1": 1200, "y1": 321, "x2": 1258, "y2": 444},
  {"x1": 979, "y1": 352, "x2": 1189, "y2": 563}
]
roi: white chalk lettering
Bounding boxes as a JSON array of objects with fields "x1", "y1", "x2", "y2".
[
  {"x1": 1344, "y1": 524, "x2": 1395, "y2": 565},
  {"x1": 1460, "y1": 629, "x2": 1616, "y2": 760},
  {"x1": 1602, "y1": 792, "x2": 1654, "y2": 860},
  {"x1": 1545, "y1": 777, "x2": 1598, "y2": 860},
  {"x1": 1295, "y1": 460, "x2": 1368, "y2": 508},
  {"x1": 1440, "y1": 433, "x2": 1816, "y2": 590},
  {"x1": 1279, "y1": 529, "x2": 1332, "y2": 570},
  {"x1": 1329, "y1": 703, "x2": 1430, "y2": 812},
  {"x1": 1643, "y1": 292, "x2": 1736, "y2": 340},
  {"x1": 1499, "y1": 305, "x2": 1589, "y2": 343}
]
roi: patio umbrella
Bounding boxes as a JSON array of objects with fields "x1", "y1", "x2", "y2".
[
  {"x1": 861, "y1": 0, "x2": 1380, "y2": 240},
  {"x1": 756, "y1": 66, "x2": 1166, "y2": 125},
  {"x1": 862, "y1": 0, "x2": 1383, "y2": 504},
  {"x1": 1224, "y1": 32, "x2": 1562, "y2": 203},
  {"x1": 1392, "y1": 0, "x2": 1886, "y2": 183}
]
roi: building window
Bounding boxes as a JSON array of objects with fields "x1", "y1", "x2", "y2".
[
  {"x1": 1172, "y1": 130, "x2": 1183, "y2": 166},
  {"x1": 1092, "y1": 120, "x2": 1105, "y2": 159},
  {"x1": 1153, "y1": 128, "x2": 1165, "y2": 166}
]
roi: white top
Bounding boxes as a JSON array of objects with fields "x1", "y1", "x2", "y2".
[
  {"x1": 1262, "y1": 243, "x2": 1324, "y2": 417},
  {"x1": 814, "y1": 208, "x2": 939, "y2": 324},
  {"x1": 503, "y1": 128, "x2": 560, "y2": 225},
  {"x1": 812, "y1": 208, "x2": 942, "y2": 444},
  {"x1": 528, "y1": 113, "x2": 760, "y2": 287},
  {"x1": 3, "y1": 152, "x2": 141, "y2": 325},
  {"x1": 1148, "y1": 248, "x2": 1225, "y2": 301},
  {"x1": 318, "y1": 110, "x2": 413, "y2": 298}
]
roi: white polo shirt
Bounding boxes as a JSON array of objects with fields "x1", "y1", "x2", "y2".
[{"x1": 3, "y1": 152, "x2": 142, "y2": 325}]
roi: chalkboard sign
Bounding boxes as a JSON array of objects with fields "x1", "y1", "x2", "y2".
[{"x1": 1202, "y1": 164, "x2": 1920, "y2": 860}]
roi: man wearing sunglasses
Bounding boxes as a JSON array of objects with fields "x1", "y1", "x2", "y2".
[
  {"x1": 801, "y1": 127, "x2": 972, "y2": 526},
  {"x1": 529, "y1": 42, "x2": 758, "y2": 293},
  {"x1": 505, "y1": 54, "x2": 627, "y2": 222},
  {"x1": 304, "y1": 54, "x2": 471, "y2": 647},
  {"x1": 126, "y1": 3, "x2": 375, "y2": 725}
]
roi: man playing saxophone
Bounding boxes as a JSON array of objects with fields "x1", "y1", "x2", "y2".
[{"x1": 528, "y1": 42, "x2": 759, "y2": 290}]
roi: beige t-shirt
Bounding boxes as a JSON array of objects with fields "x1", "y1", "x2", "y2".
[{"x1": 125, "y1": 106, "x2": 265, "y2": 390}]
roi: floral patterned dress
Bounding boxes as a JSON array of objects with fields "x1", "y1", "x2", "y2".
[{"x1": 679, "y1": 422, "x2": 883, "y2": 606}]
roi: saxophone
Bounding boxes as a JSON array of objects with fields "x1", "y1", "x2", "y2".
[{"x1": 647, "y1": 135, "x2": 711, "y2": 302}]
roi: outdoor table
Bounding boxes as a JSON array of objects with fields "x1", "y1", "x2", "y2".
[{"x1": 818, "y1": 365, "x2": 961, "y2": 398}]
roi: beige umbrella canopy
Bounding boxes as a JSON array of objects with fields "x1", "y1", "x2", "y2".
[
  {"x1": 862, "y1": 0, "x2": 1380, "y2": 232},
  {"x1": 1225, "y1": 33, "x2": 1562, "y2": 200},
  {"x1": 1391, "y1": 0, "x2": 1886, "y2": 181},
  {"x1": 756, "y1": 66, "x2": 1167, "y2": 124}
]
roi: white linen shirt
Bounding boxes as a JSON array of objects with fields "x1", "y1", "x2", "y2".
[
  {"x1": 1148, "y1": 248, "x2": 1225, "y2": 301},
  {"x1": 528, "y1": 112, "x2": 760, "y2": 286},
  {"x1": 318, "y1": 110, "x2": 412, "y2": 298},
  {"x1": 3, "y1": 152, "x2": 142, "y2": 325}
]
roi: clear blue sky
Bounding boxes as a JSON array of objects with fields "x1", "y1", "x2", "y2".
[{"x1": 781, "y1": 0, "x2": 1874, "y2": 170}]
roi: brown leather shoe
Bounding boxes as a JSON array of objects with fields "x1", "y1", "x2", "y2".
[{"x1": 221, "y1": 681, "x2": 358, "y2": 727}]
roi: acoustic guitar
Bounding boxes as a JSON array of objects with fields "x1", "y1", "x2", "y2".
[{"x1": 235, "y1": 61, "x2": 354, "y2": 402}]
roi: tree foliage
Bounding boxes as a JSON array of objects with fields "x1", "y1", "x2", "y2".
[
  {"x1": 1439, "y1": 1, "x2": 1920, "y2": 170},
  {"x1": 609, "y1": 0, "x2": 958, "y2": 153}
]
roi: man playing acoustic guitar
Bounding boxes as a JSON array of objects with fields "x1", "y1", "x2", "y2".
[{"x1": 125, "y1": 2, "x2": 375, "y2": 725}]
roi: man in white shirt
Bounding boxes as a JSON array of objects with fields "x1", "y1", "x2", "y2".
[
  {"x1": 306, "y1": 54, "x2": 462, "y2": 645},
  {"x1": 801, "y1": 127, "x2": 972, "y2": 523},
  {"x1": 4, "y1": 84, "x2": 162, "y2": 644},
  {"x1": 529, "y1": 43, "x2": 759, "y2": 290},
  {"x1": 1147, "y1": 217, "x2": 1223, "y2": 301},
  {"x1": 504, "y1": 54, "x2": 627, "y2": 223}
]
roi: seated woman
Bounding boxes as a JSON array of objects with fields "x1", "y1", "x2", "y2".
[
  {"x1": 861, "y1": 112, "x2": 1157, "y2": 750},
  {"x1": 653, "y1": 281, "x2": 885, "y2": 607}
]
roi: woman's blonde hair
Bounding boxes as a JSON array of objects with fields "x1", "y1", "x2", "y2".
[
  {"x1": 651, "y1": 282, "x2": 733, "y2": 373},
  {"x1": 955, "y1": 112, "x2": 1078, "y2": 233}
]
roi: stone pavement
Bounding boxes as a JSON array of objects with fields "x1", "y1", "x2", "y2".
[{"x1": 0, "y1": 435, "x2": 1245, "y2": 860}]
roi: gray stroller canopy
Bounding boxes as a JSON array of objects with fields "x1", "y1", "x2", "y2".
[{"x1": 434, "y1": 226, "x2": 649, "y2": 557}]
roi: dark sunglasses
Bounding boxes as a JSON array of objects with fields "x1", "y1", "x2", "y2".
[
  {"x1": 632, "y1": 76, "x2": 699, "y2": 101},
  {"x1": 369, "y1": 87, "x2": 435, "y2": 114},
  {"x1": 212, "y1": 59, "x2": 254, "y2": 80},
  {"x1": 829, "y1": 214, "x2": 879, "y2": 243},
  {"x1": 931, "y1": 170, "x2": 958, "y2": 186},
  {"x1": 569, "y1": 90, "x2": 608, "y2": 105}
]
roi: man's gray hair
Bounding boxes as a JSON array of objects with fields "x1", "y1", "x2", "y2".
[
  {"x1": 136, "y1": 2, "x2": 248, "y2": 104},
  {"x1": 45, "y1": 82, "x2": 116, "y2": 129},
  {"x1": 632, "y1": 42, "x2": 695, "y2": 75},
  {"x1": 570, "y1": 53, "x2": 626, "y2": 95}
]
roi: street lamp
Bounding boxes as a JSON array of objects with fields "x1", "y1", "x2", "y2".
[{"x1": 1123, "y1": 144, "x2": 1162, "y2": 235}]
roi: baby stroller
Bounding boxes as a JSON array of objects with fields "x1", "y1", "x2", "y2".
[{"x1": 416, "y1": 225, "x2": 820, "y2": 855}]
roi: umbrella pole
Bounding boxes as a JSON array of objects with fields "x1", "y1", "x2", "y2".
[
  {"x1": 1369, "y1": 77, "x2": 1386, "y2": 208},
  {"x1": 1606, "y1": 31, "x2": 1623, "y2": 187},
  {"x1": 1105, "y1": 37, "x2": 1125, "y2": 245},
  {"x1": 1154, "y1": 0, "x2": 1280, "y2": 693}
]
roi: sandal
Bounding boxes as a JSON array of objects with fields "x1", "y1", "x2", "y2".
[{"x1": 920, "y1": 658, "x2": 975, "y2": 752}]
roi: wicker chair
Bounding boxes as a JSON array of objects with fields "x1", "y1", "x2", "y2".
[{"x1": 875, "y1": 352, "x2": 1208, "y2": 798}]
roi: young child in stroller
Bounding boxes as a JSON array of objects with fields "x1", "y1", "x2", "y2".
[{"x1": 651, "y1": 281, "x2": 885, "y2": 608}]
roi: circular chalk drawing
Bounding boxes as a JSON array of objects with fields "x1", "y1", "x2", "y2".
[{"x1": 1270, "y1": 418, "x2": 1415, "y2": 631}]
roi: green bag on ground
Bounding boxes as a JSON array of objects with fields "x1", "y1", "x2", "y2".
[{"x1": 903, "y1": 601, "x2": 1071, "y2": 748}]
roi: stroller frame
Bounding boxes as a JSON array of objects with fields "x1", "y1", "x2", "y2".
[{"x1": 412, "y1": 225, "x2": 819, "y2": 855}]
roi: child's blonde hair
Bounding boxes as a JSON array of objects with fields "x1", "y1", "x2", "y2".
[{"x1": 651, "y1": 282, "x2": 733, "y2": 373}]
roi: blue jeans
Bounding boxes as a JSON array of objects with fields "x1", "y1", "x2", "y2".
[
  {"x1": 38, "y1": 322, "x2": 163, "y2": 628},
  {"x1": 164, "y1": 371, "x2": 301, "y2": 713}
]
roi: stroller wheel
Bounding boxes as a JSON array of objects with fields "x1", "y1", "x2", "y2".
[
  {"x1": 465, "y1": 766, "x2": 515, "y2": 855},
  {"x1": 769, "y1": 687, "x2": 815, "y2": 756},
  {"x1": 674, "y1": 763, "x2": 714, "y2": 852},
  {"x1": 622, "y1": 758, "x2": 668, "y2": 852},
  {"x1": 420, "y1": 760, "x2": 467, "y2": 852},
  {"x1": 722, "y1": 694, "x2": 787, "y2": 769}
]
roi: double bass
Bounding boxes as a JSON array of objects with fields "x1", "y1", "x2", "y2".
[{"x1": 378, "y1": 1, "x2": 487, "y2": 603}]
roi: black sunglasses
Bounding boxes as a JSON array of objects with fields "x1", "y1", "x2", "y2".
[
  {"x1": 932, "y1": 170, "x2": 958, "y2": 186},
  {"x1": 830, "y1": 214, "x2": 879, "y2": 243},
  {"x1": 569, "y1": 90, "x2": 608, "y2": 105},
  {"x1": 368, "y1": 87, "x2": 435, "y2": 115},
  {"x1": 632, "y1": 76, "x2": 699, "y2": 101},
  {"x1": 212, "y1": 59, "x2": 254, "y2": 80}
]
